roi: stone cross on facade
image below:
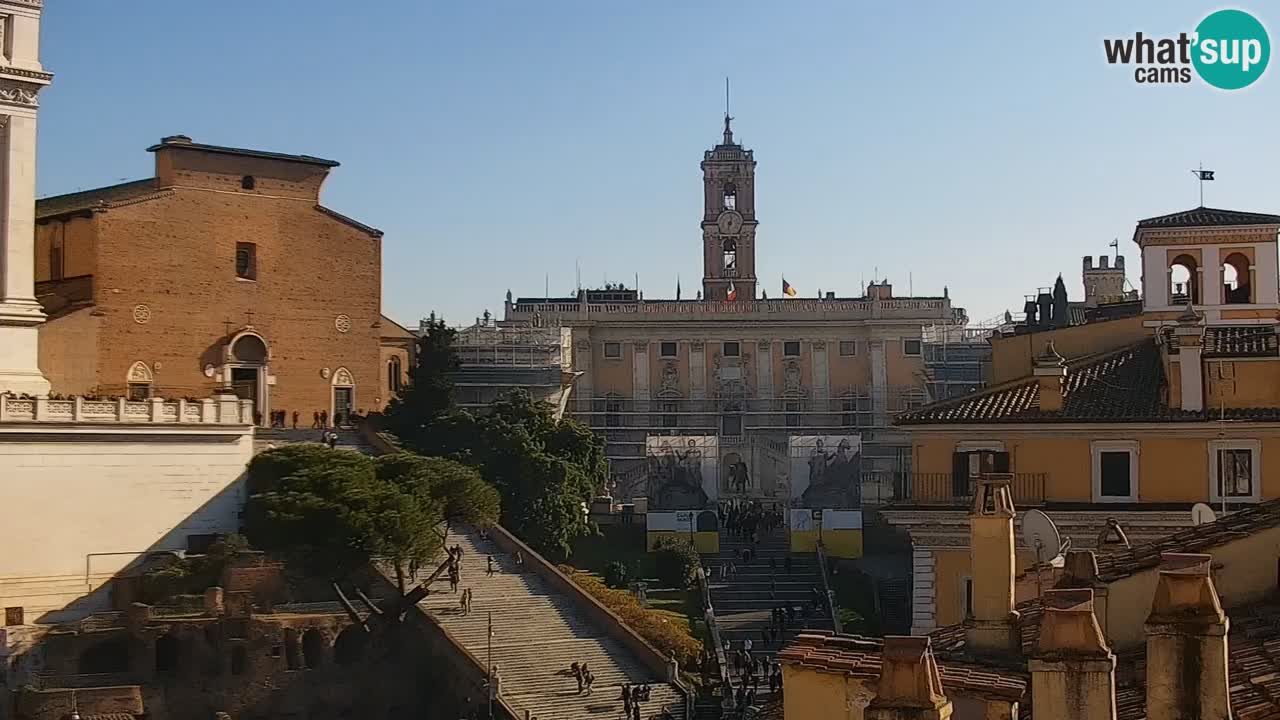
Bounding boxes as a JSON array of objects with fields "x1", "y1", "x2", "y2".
[{"x1": 0, "y1": 0, "x2": 52, "y2": 396}]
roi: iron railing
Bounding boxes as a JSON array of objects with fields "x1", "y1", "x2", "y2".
[{"x1": 906, "y1": 472, "x2": 1047, "y2": 506}]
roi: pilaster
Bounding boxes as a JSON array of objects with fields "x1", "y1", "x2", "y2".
[
  {"x1": 756, "y1": 340, "x2": 772, "y2": 399},
  {"x1": 689, "y1": 341, "x2": 706, "y2": 400},
  {"x1": 632, "y1": 341, "x2": 650, "y2": 415},
  {"x1": 870, "y1": 339, "x2": 888, "y2": 426},
  {"x1": 574, "y1": 338, "x2": 593, "y2": 413},
  {"x1": 812, "y1": 340, "x2": 829, "y2": 402}
]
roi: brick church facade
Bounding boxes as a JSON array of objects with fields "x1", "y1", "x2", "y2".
[{"x1": 32, "y1": 135, "x2": 395, "y2": 423}]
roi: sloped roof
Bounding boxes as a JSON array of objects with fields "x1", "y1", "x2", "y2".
[
  {"x1": 146, "y1": 137, "x2": 339, "y2": 167},
  {"x1": 778, "y1": 632, "x2": 1027, "y2": 701},
  {"x1": 36, "y1": 179, "x2": 158, "y2": 220},
  {"x1": 1136, "y1": 206, "x2": 1280, "y2": 230}
]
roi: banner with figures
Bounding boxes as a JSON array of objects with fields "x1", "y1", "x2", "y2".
[
  {"x1": 645, "y1": 435, "x2": 719, "y2": 508},
  {"x1": 787, "y1": 435, "x2": 862, "y2": 507}
]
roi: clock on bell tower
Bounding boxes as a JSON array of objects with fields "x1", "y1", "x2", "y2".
[{"x1": 701, "y1": 113, "x2": 757, "y2": 302}]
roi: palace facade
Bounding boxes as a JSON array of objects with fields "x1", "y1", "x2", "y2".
[{"x1": 499, "y1": 116, "x2": 966, "y2": 505}]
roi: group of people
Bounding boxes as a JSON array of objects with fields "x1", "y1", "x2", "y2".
[
  {"x1": 718, "y1": 499, "x2": 784, "y2": 541},
  {"x1": 568, "y1": 661, "x2": 596, "y2": 695},
  {"x1": 254, "y1": 408, "x2": 367, "y2": 429},
  {"x1": 621, "y1": 682, "x2": 656, "y2": 719}
]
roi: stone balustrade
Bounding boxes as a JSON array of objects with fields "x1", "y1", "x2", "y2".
[
  {"x1": 508, "y1": 296, "x2": 957, "y2": 322},
  {"x1": 0, "y1": 394, "x2": 255, "y2": 425}
]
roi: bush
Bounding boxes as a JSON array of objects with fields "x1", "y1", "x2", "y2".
[
  {"x1": 559, "y1": 566, "x2": 702, "y2": 669},
  {"x1": 604, "y1": 560, "x2": 630, "y2": 589},
  {"x1": 653, "y1": 536, "x2": 699, "y2": 590}
]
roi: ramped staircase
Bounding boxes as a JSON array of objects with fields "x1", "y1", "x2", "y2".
[
  {"x1": 418, "y1": 527, "x2": 686, "y2": 720},
  {"x1": 706, "y1": 529, "x2": 833, "y2": 705}
]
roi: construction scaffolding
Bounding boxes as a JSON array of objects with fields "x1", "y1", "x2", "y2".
[{"x1": 919, "y1": 314, "x2": 1006, "y2": 401}]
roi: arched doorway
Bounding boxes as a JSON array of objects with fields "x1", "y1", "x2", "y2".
[
  {"x1": 224, "y1": 329, "x2": 271, "y2": 421},
  {"x1": 331, "y1": 367, "x2": 356, "y2": 428}
]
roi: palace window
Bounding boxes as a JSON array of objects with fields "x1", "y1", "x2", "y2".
[
  {"x1": 241, "y1": 175, "x2": 256, "y2": 190},
  {"x1": 127, "y1": 383, "x2": 152, "y2": 401},
  {"x1": 1091, "y1": 441, "x2": 1138, "y2": 502},
  {"x1": 722, "y1": 341, "x2": 740, "y2": 358},
  {"x1": 952, "y1": 444, "x2": 1008, "y2": 498},
  {"x1": 235, "y1": 242, "x2": 257, "y2": 280},
  {"x1": 722, "y1": 239, "x2": 737, "y2": 272},
  {"x1": 839, "y1": 341, "x2": 856, "y2": 357},
  {"x1": 902, "y1": 339, "x2": 922, "y2": 357},
  {"x1": 603, "y1": 342, "x2": 622, "y2": 359},
  {"x1": 662, "y1": 402, "x2": 678, "y2": 429},
  {"x1": 723, "y1": 181, "x2": 736, "y2": 211},
  {"x1": 784, "y1": 400, "x2": 802, "y2": 427},
  {"x1": 1210, "y1": 440, "x2": 1260, "y2": 502},
  {"x1": 660, "y1": 341, "x2": 678, "y2": 359},
  {"x1": 783, "y1": 341, "x2": 801, "y2": 357},
  {"x1": 721, "y1": 414, "x2": 743, "y2": 436}
]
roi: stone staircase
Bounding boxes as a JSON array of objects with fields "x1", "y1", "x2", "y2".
[
  {"x1": 418, "y1": 527, "x2": 685, "y2": 720},
  {"x1": 253, "y1": 427, "x2": 380, "y2": 456},
  {"x1": 704, "y1": 530, "x2": 832, "y2": 705}
]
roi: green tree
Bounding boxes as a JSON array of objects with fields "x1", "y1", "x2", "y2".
[
  {"x1": 243, "y1": 446, "x2": 498, "y2": 595},
  {"x1": 385, "y1": 312, "x2": 461, "y2": 455},
  {"x1": 653, "y1": 536, "x2": 699, "y2": 590}
]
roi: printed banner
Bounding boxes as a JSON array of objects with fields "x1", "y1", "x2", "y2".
[
  {"x1": 788, "y1": 435, "x2": 862, "y2": 508},
  {"x1": 645, "y1": 436, "x2": 719, "y2": 509}
]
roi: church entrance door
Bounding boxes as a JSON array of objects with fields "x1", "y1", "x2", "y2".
[
  {"x1": 333, "y1": 386, "x2": 354, "y2": 427},
  {"x1": 231, "y1": 367, "x2": 260, "y2": 409}
]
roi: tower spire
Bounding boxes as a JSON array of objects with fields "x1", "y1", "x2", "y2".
[{"x1": 723, "y1": 77, "x2": 734, "y2": 145}]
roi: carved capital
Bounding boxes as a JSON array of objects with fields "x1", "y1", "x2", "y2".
[
  {"x1": 812, "y1": 340, "x2": 827, "y2": 351},
  {"x1": 574, "y1": 339, "x2": 592, "y2": 351},
  {"x1": 633, "y1": 341, "x2": 649, "y2": 351},
  {"x1": 757, "y1": 340, "x2": 771, "y2": 351},
  {"x1": 690, "y1": 341, "x2": 704, "y2": 352}
]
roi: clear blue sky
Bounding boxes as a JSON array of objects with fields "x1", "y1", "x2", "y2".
[{"x1": 37, "y1": 2, "x2": 1280, "y2": 327}]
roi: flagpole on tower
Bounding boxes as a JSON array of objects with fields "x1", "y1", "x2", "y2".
[{"x1": 1191, "y1": 163, "x2": 1215, "y2": 207}]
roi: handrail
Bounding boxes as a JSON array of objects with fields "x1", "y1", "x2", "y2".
[
  {"x1": 815, "y1": 541, "x2": 842, "y2": 635},
  {"x1": 696, "y1": 565, "x2": 732, "y2": 691}
]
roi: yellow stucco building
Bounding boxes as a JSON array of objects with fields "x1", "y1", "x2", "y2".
[{"x1": 884, "y1": 205, "x2": 1280, "y2": 634}]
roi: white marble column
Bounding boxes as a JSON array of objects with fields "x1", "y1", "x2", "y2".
[{"x1": 0, "y1": 3, "x2": 51, "y2": 397}]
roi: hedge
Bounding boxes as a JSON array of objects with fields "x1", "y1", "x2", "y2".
[{"x1": 559, "y1": 565, "x2": 702, "y2": 669}]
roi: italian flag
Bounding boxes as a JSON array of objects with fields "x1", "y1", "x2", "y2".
[
  {"x1": 783, "y1": 277, "x2": 797, "y2": 297},
  {"x1": 727, "y1": 281, "x2": 738, "y2": 302}
]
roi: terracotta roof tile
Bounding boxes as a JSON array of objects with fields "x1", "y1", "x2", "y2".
[
  {"x1": 779, "y1": 632, "x2": 1027, "y2": 702},
  {"x1": 1135, "y1": 206, "x2": 1280, "y2": 230}
]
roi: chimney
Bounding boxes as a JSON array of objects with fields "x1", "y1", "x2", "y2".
[
  {"x1": 1061, "y1": 550, "x2": 1109, "y2": 636},
  {"x1": 1144, "y1": 553, "x2": 1230, "y2": 720},
  {"x1": 1030, "y1": 588, "x2": 1117, "y2": 720},
  {"x1": 1033, "y1": 341, "x2": 1067, "y2": 412},
  {"x1": 1172, "y1": 305, "x2": 1205, "y2": 412},
  {"x1": 160, "y1": 134, "x2": 193, "y2": 145},
  {"x1": 865, "y1": 636, "x2": 953, "y2": 720},
  {"x1": 965, "y1": 474, "x2": 1021, "y2": 657}
]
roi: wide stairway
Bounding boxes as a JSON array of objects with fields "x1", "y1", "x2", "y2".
[
  {"x1": 706, "y1": 529, "x2": 833, "y2": 696},
  {"x1": 418, "y1": 527, "x2": 685, "y2": 720}
]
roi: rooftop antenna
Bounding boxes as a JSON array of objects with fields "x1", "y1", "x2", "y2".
[
  {"x1": 723, "y1": 77, "x2": 734, "y2": 144},
  {"x1": 544, "y1": 273, "x2": 549, "y2": 299},
  {"x1": 1191, "y1": 162, "x2": 1215, "y2": 207},
  {"x1": 1022, "y1": 509, "x2": 1064, "y2": 600},
  {"x1": 575, "y1": 258, "x2": 581, "y2": 293}
]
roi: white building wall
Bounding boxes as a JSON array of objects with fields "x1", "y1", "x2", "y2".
[{"x1": 0, "y1": 424, "x2": 253, "y2": 622}]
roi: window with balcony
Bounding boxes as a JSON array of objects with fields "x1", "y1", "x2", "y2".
[
  {"x1": 783, "y1": 341, "x2": 801, "y2": 357},
  {"x1": 1091, "y1": 440, "x2": 1138, "y2": 502},
  {"x1": 951, "y1": 446, "x2": 1008, "y2": 497},
  {"x1": 660, "y1": 341, "x2": 678, "y2": 358},
  {"x1": 722, "y1": 341, "x2": 740, "y2": 358},
  {"x1": 603, "y1": 342, "x2": 622, "y2": 359},
  {"x1": 1210, "y1": 440, "x2": 1260, "y2": 502},
  {"x1": 839, "y1": 341, "x2": 856, "y2": 357}
]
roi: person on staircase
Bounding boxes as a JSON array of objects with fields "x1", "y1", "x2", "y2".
[{"x1": 622, "y1": 684, "x2": 632, "y2": 716}]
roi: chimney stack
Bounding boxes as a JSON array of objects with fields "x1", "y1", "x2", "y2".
[
  {"x1": 865, "y1": 636, "x2": 953, "y2": 720},
  {"x1": 1172, "y1": 305, "x2": 1206, "y2": 412},
  {"x1": 965, "y1": 474, "x2": 1021, "y2": 657},
  {"x1": 1030, "y1": 588, "x2": 1117, "y2": 720},
  {"x1": 1060, "y1": 550, "x2": 1109, "y2": 636},
  {"x1": 1033, "y1": 341, "x2": 1067, "y2": 412},
  {"x1": 1144, "y1": 553, "x2": 1231, "y2": 720}
]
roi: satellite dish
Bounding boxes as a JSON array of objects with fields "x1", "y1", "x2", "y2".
[
  {"x1": 1191, "y1": 503, "x2": 1217, "y2": 526},
  {"x1": 1022, "y1": 509, "x2": 1063, "y2": 563}
]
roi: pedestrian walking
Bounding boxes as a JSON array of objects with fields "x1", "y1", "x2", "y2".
[
  {"x1": 573, "y1": 662, "x2": 583, "y2": 694},
  {"x1": 458, "y1": 588, "x2": 467, "y2": 613},
  {"x1": 784, "y1": 556, "x2": 792, "y2": 574},
  {"x1": 486, "y1": 555, "x2": 495, "y2": 576},
  {"x1": 312, "y1": 411, "x2": 321, "y2": 429},
  {"x1": 769, "y1": 575, "x2": 776, "y2": 599},
  {"x1": 515, "y1": 550, "x2": 524, "y2": 570},
  {"x1": 291, "y1": 410, "x2": 299, "y2": 429},
  {"x1": 320, "y1": 410, "x2": 328, "y2": 427},
  {"x1": 622, "y1": 684, "x2": 632, "y2": 716}
]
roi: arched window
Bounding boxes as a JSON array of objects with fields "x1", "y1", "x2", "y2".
[
  {"x1": 1222, "y1": 252, "x2": 1252, "y2": 304},
  {"x1": 241, "y1": 175, "x2": 256, "y2": 190},
  {"x1": 1169, "y1": 254, "x2": 1199, "y2": 305},
  {"x1": 388, "y1": 356, "x2": 403, "y2": 393},
  {"x1": 722, "y1": 181, "x2": 737, "y2": 211},
  {"x1": 127, "y1": 361, "x2": 154, "y2": 401},
  {"x1": 722, "y1": 239, "x2": 737, "y2": 272}
]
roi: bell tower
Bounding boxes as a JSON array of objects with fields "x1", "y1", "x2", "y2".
[{"x1": 701, "y1": 111, "x2": 757, "y2": 301}]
